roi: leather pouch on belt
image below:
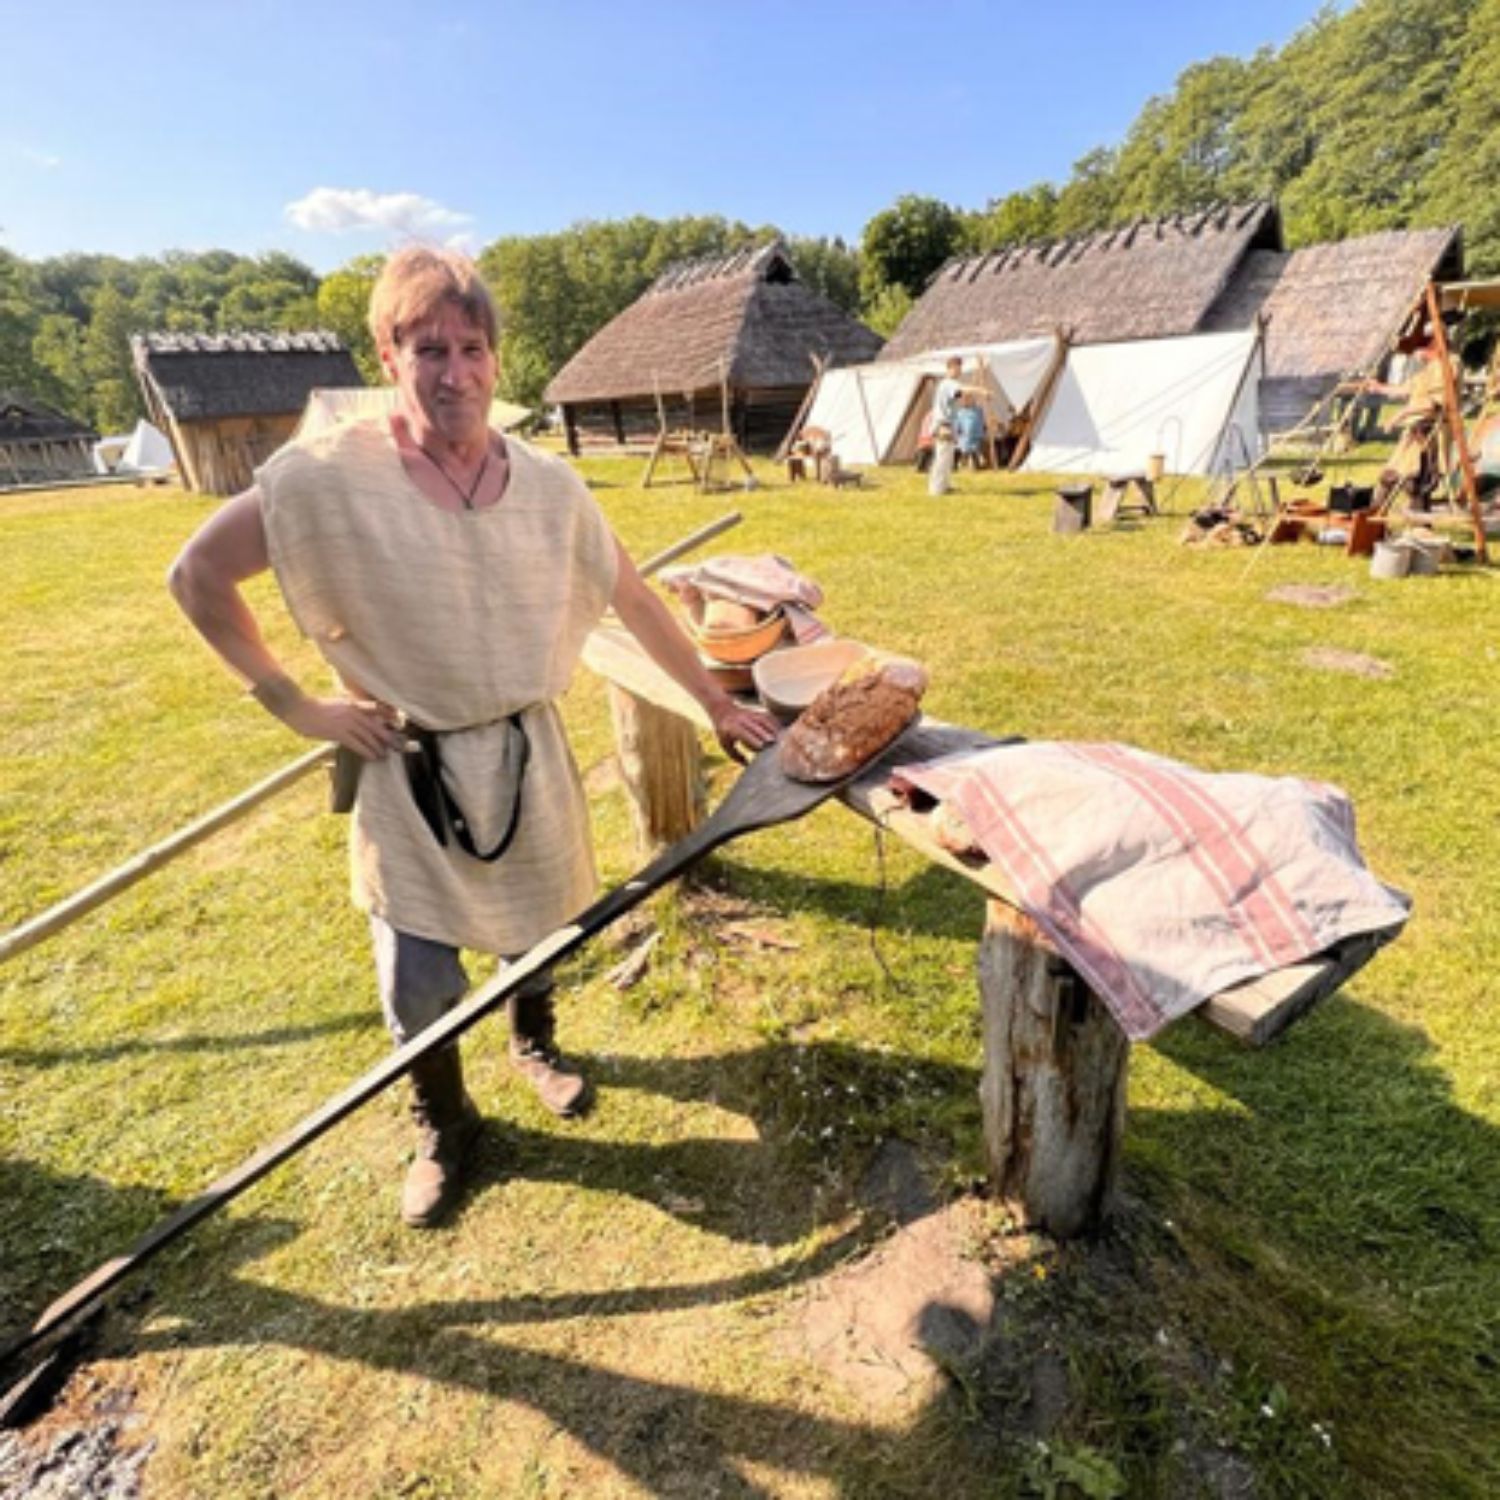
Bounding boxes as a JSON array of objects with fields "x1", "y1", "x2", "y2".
[{"x1": 329, "y1": 746, "x2": 363, "y2": 814}]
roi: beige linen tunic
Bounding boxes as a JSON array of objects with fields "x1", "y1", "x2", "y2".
[{"x1": 259, "y1": 420, "x2": 617, "y2": 953}]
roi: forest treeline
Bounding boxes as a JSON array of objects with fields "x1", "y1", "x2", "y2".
[{"x1": 3, "y1": 0, "x2": 1496, "y2": 430}]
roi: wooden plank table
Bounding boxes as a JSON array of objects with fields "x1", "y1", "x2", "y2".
[{"x1": 581, "y1": 622, "x2": 1400, "y2": 1235}]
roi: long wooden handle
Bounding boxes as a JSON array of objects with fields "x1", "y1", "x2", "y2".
[
  {"x1": 0, "y1": 747, "x2": 800, "y2": 1381},
  {"x1": 0, "y1": 746, "x2": 333, "y2": 965},
  {"x1": 0, "y1": 513, "x2": 744, "y2": 968}
]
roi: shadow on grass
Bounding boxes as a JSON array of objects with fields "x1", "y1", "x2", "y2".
[
  {"x1": 463, "y1": 1040, "x2": 979, "y2": 1248},
  {"x1": 703, "y1": 854, "x2": 989, "y2": 945},
  {"x1": 0, "y1": 1011, "x2": 378, "y2": 1069},
  {"x1": 1135, "y1": 992, "x2": 1500, "y2": 1493},
  {"x1": 2, "y1": 1091, "x2": 1003, "y2": 1497}
]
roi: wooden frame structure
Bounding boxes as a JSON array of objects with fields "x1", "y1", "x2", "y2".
[
  {"x1": 580, "y1": 625, "x2": 1399, "y2": 1239},
  {"x1": 641, "y1": 361, "x2": 756, "y2": 492}
]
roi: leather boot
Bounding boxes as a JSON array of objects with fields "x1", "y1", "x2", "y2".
[
  {"x1": 508, "y1": 984, "x2": 591, "y2": 1118},
  {"x1": 401, "y1": 1046, "x2": 481, "y2": 1228}
]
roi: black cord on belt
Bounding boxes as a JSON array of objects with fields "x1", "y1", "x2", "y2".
[{"x1": 402, "y1": 714, "x2": 530, "y2": 862}]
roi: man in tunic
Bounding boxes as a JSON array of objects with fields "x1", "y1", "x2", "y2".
[
  {"x1": 169, "y1": 247, "x2": 778, "y2": 1226},
  {"x1": 1367, "y1": 332, "x2": 1457, "y2": 512}
]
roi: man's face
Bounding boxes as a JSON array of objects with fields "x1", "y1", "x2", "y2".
[{"x1": 382, "y1": 301, "x2": 497, "y2": 445}]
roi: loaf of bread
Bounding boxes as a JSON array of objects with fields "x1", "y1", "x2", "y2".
[{"x1": 780, "y1": 656, "x2": 927, "y2": 782}]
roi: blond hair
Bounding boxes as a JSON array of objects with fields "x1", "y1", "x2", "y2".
[{"x1": 368, "y1": 245, "x2": 499, "y2": 354}]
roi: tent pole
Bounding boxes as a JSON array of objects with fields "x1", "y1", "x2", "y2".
[
  {"x1": 1425, "y1": 281, "x2": 1489, "y2": 564},
  {"x1": 1202, "y1": 315, "x2": 1267, "y2": 508},
  {"x1": 1010, "y1": 329, "x2": 1070, "y2": 471},
  {"x1": 774, "y1": 353, "x2": 826, "y2": 463},
  {"x1": 852, "y1": 367, "x2": 880, "y2": 463}
]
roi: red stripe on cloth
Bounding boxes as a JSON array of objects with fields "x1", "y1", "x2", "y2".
[
  {"x1": 955, "y1": 776, "x2": 1165, "y2": 1040},
  {"x1": 1074, "y1": 745, "x2": 1315, "y2": 968}
]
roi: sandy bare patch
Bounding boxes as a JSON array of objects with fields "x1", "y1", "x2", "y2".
[
  {"x1": 1302, "y1": 646, "x2": 1395, "y2": 679},
  {"x1": 1267, "y1": 584, "x2": 1357, "y2": 609},
  {"x1": 786, "y1": 1145, "x2": 994, "y2": 1413}
]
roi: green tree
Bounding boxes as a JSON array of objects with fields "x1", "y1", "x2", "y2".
[
  {"x1": 861, "y1": 281, "x2": 914, "y2": 339},
  {"x1": 1421, "y1": 0, "x2": 1500, "y2": 272},
  {"x1": 0, "y1": 248, "x2": 46, "y2": 393},
  {"x1": 317, "y1": 254, "x2": 384, "y2": 381},
  {"x1": 31, "y1": 313, "x2": 87, "y2": 414},
  {"x1": 1052, "y1": 147, "x2": 1123, "y2": 235},
  {"x1": 82, "y1": 283, "x2": 145, "y2": 432},
  {"x1": 785, "y1": 235, "x2": 862, "y2": 314},
  {"x1": 974, "y1": 185, "x2": 1060, "y2": 250},
  {"x1": 859, "y1": 194, "x2": 966, "y2": 301}
]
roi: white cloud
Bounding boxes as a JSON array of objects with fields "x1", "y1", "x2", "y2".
[
  {"x1": 284, "y1": 187, "x2": 473, "y2": 236},
  {"x1": 5, "y1": 143, "x2": 61, "y2": 170}
]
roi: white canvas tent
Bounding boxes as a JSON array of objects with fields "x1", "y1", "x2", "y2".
[
  {"x1": 798, "y1": 336, "x2": 1062, "y2": 466},
  {"x1": 295, "y1": 387, "x2": 532, "y2": 442},
  {"x1": 92, "y1": 419, "x2": 174, "y2": 475},
  {"x1": 1023, "y1": 328, "x2": 1263, "y2": 478}
]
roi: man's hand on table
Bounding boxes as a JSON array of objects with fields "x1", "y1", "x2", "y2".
[{"x1": 707, "y1": 693, "x2": 780, "y2": 765}]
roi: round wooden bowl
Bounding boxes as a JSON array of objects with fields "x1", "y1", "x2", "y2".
[
  {"x1": 691, "y1": 607, "x2": 788, "y2": 665},
  {"x1": 752, "y1": 637, "x2": 871, "y2": 721}
]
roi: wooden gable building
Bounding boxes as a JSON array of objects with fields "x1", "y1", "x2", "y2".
[
  {"x1": 881, "y1": 202, "x2": 1463, "y2": 435},
  {"x1": 545, "y1": 242, "x2": 884, "y2": 455},
  {"x1": 132, "y1": 330, "x2": 362, "y2": 495},
  {"x1": 0, "y1": 392, "x2": 97, "y2": 487}
]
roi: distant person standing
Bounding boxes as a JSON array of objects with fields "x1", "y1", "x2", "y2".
[
  {"x1": 954, "y1": 393, "x2": 988, "y2": 469},
  {"x1": 1365, "y1": 330, "x2": 1455, "y2": 510},
  {"x1": 929, "y1": 357, "x2": 983, "y2": 495}
]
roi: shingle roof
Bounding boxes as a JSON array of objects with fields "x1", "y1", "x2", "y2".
[
  {"x1": 878, "y1": 202, "x2": 1282, "y2": 360},
  {"x1": 132, "y1": 330, "x2": 362, "y2": 420},
  {"x1": 545, "y1": 242, "x2": 884, "y2": 403}
]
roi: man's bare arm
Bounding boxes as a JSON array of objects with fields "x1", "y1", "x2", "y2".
[
  {"x1": 168, "y1": 488, "x2": 401, "y2": 759},
  {"x1": 609, "y1": 540, "x2": 778, "y2": 762}
]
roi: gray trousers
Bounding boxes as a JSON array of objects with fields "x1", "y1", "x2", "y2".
[{"x1": 370, "y1": 915, "x2": 553, "y2": 1046}]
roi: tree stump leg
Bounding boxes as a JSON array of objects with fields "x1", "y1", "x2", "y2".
[
  {"x1": 977, "y1": 899, "x2": 1129, "y2": 1239},
  {"x1": 607, "y1": 685, "x2": 706, "y2": 852}
]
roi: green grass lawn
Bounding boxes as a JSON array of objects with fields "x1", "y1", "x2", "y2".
[{"x1": 2, "y1": 460, "x2": 1498, "y2": 1497}]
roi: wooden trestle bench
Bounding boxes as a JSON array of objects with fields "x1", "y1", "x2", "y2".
[{"x1": 582, "y1": 621, "x2": 1394, "y2": 1240}]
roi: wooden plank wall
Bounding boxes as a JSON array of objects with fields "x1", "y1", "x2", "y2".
[
  {"x1": 0, "y1": 438, "x2": 96, "y2": 486},
  {"x1": 176, "y1": 415, "x2": 299, "y2": 496}
]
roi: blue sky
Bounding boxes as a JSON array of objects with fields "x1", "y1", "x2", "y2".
[{"x1": 2, "y1": 0, "x2": 1327, "y2": 271}]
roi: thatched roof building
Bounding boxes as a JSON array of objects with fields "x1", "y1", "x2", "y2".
[
  {"x1": 545, "y1": 242, "x2": 884, "y2": 454},
  {"x1": 1201, "y1": 225, "x2": 1463, "y2": 430},
  {"x1": 132, "y1": 330, "x2": 362, "y2": 494},
  {"x1": 0, "y1": 392, "x2": 97, "y2": 487},
  {"x1": 881, "y1": 202, "x2": 1283, "y2": 360},
  {"x1": 881, "y1": 203, "x2": 1464, "y2": 434}
]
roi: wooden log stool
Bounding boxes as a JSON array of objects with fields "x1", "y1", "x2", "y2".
[{"x1": 1052, "y1": 483, "x2": 1094, "y2": 535}]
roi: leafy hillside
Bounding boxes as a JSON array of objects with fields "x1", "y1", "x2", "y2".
[{"x1": 4, "y1": 0, "x2": 1498, "y2": 425}]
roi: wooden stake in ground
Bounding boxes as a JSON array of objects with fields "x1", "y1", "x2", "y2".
[
  {"x1": 977, "y1": 900, "x2": 1128, "y2": 1238},
  {"x1": 1425, "y1": 281, "x2": 1490, "y2": 564}
]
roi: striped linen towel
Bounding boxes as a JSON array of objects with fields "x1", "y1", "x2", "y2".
[{"x1": 892, "y1": 742, "x2": 1411, "y2": 1040}]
